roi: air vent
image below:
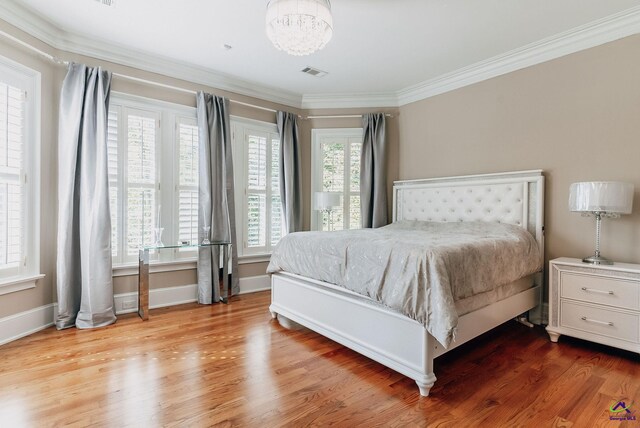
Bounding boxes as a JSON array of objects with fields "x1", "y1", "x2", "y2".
[
  {"x1": 301, "y1": 66, "x2": 328, "y2": 78},
  {"x1": 94, "y1": 0, "x2": 115, "y2": 6}
]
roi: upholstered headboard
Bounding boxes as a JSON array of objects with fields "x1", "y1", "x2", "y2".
[{"x1": 393, "y1": 170, "x2": 545, "y2": 260}]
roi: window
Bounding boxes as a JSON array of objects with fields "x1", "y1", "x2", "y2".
[
  {"x1": 0, "y1": 56, "x2": 40, "y2": 291},
  {"x1": 108, "y1": 94, "x2": 198, "y2": 265},
  {"x1": 232, "y1": 118, "x2": 282, "y2": 256},
  {"x1": 311, "y1": 128, "x2": 363, "y2": 231},
  {"x1": 109, "y1": 97, "x2": 283, "y2": 266}
]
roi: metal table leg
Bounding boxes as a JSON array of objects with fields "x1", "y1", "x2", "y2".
[
  {"x1": 138, "y1": 248, "x2": 149, "y2": 320},
  {"x1": 220, "y1": 244, "x2": 229, "y2": 304}
]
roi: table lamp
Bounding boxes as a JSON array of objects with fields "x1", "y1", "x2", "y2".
[
  {"x1": 569, "y1": 181, "x2": 634, "y2": 265},
  {"x1": 314, "y1": 191, "x2": 341, "y2": 231}
]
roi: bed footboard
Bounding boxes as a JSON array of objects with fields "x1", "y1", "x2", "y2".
[{"x1": 269, "y1": 272, "x2": 438, "y2": 396}]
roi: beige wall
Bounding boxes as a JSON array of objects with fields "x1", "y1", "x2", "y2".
[
  {"x1": 398, "y1": 35, "x2": 640, "y2": 272},
  {"x1": 0, "y1": 22, "x2": 57, "y2": 319},
  {"x1": 0, "y1": 20, "x2": 399, "y2": 318}
]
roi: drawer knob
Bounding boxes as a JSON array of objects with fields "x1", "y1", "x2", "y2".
[
  {"x1": 581, "y1": 287, "x2": 614, "y2": 295},
  {"x1": 581, "y1": 316, "x2": 614, "y2": 327}
]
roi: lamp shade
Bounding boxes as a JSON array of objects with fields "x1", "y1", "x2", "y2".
[
  {"x1": 314, "y1": 192, "x2": 340, "y2": 210},
  {"x1": 569, "y1": 181, "x2": 634, "y2": 214}
]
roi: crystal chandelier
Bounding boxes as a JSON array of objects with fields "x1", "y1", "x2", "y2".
[{"x1": 266, "y1": 0, "x2": 333, "y2": 56}]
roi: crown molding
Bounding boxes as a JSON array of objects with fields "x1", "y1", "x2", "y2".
[
  {"x1": 0, "y1": 2, "x2": 303, "y2": 108},
  {"x1": 396, "y1": 5, "x2": 640, "y2": 106},
  {"x1": 1, "y1": 2, "x2": 640, "y2": 110},
  {"x1": 301, "y1": 91, "x2": 398, "y2": 109}
]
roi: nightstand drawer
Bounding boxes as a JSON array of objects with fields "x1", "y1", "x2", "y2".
[
  {"x1": 560, "y1": 300, "x2": 639, "y2": 343},
  {"x1": 560, "y1": 272, "x2": 639, "y2": 310}
]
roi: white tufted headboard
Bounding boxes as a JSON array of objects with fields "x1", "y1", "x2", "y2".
[{"x1": 393, "y1": 170, "x2": 545, "y2": 260}]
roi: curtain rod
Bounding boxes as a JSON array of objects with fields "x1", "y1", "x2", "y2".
[
  {"x1": 0, "y1": 30, "x2": 394, "y2": 120},
  {"x1": 306, "y1": 114, "x2": 393, "y2": 119}
]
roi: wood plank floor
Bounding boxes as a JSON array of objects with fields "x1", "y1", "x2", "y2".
[{"x1": 1, "y1": 291, "x2": 638, "y2": 427}]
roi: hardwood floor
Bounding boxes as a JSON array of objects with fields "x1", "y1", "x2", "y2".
[{"x1": 1, "y1": 291, "x2": 638, "y2": 427}]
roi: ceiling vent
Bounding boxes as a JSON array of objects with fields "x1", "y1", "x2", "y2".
[
  {"x1": 301, "y1": 66, "x2": 328, "y2": 78},
  {"x1": 94, "y1": 0, "x2": 115, "y2": 6}
]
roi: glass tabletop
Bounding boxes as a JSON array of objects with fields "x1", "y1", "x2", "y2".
[{"x1": 142, "y1": 241, "x2": 231, "y2": 250}]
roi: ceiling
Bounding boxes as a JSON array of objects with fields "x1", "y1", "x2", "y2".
[{"x1": 2, "y1": 0, "x2": 640, "y2": 108}]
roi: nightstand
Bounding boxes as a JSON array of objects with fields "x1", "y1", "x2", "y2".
[{"x1": 547, "y1": 258, "x2": 640, "y2": 354}]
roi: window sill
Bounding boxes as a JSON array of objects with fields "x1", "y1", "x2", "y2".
[
  {"x1": 112, "y1": 254, "x2": 271, "y2": 277},
  {"x1": 0, "y1": 274, "x2": 45, "y2": 296}
]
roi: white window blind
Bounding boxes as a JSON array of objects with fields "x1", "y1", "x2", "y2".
[
  {"x1": 107, "y1": 108, "x2": 119, "y2": 258},
  {"x1": 0, "y1": 57, "x2": 40, "y2": 288},
  {"x1": 177, "y1": 118, "x2": 199, "y2": 249},
  {"x1": 109, "y1": 94, "x2": 197, "y2": 266},
  {"x1": 126, "y1": 112, "x2": 158, "y2": 256},
  {"x1": 0, "y1": 82, "x2": 24, "y2": 272},
  {"x1": 233, "y1": 120, "x2": 282, "y2": 256},
  {"x1": 312, "y1": 129, "x2": 363, "y2": 231}
]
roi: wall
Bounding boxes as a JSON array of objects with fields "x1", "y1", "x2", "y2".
[
  {"x1": 398, "y1": 34, "x2": 640, "y2": 270},
  {"x1": 0, "y1": 19, "x2": 399, "y2": 319}
]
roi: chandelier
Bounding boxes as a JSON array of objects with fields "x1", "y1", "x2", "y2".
[{"x1": 266, "y1": 0, "x2": 333, "y2": 56}]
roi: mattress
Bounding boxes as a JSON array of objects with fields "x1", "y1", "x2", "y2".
[{"x1": 267, "y1": 220, "x2": 541, "y2": 348}]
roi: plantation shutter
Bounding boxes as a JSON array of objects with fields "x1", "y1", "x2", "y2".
[
  {"x1": 177, "y1": 120, "x2": 199, "y2": 246},
  {"x1": 0, "y1": 82, "x2": 24, "y2": 271},
  {"x1": 126, "y1": 113, "x2": 157, "y2": 256},
  {"x1": 107, "y1": 108, "x2": 119, "y2": 258},
  {"x1": 244, "y1": 131, "x2": 282, "y2": 252}
]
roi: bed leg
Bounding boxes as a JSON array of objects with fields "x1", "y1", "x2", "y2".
[
  {"x1": 269, "y1": 308, "x2": 277, "y2": 319},
  {"x1": 416, "y1": 375, "x2": 436, "y2": 397}
]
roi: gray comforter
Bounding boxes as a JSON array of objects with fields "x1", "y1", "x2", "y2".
[{"x1": 267, "y1": 220, "x2": 541, "y2": 348}]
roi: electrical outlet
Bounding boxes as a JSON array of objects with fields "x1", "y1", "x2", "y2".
[{"x1": 122, "y1": 299, "x2": 137, "y2": 310}]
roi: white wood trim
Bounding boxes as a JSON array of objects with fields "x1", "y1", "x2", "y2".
[
  {"x1": 303, "y1": 6, "x2": 640, "y2": 108},
  {"x1": 0, "y1": 303, "x2": 55, "y2": 346},
  {"x1": 395, "y1": 5, "x2": 640, "y2": 106},
  {"x1": 0, "y1": 275, "x2": 271, "y2": 346},
  {"x1": 0, "y1": 273, "x2": 44, "y2": 295},
  {"x1": 112, "y1": 276, "x2": 271, "y2": 314},
  {"x1": 0, "y1": 2, "x2": 302, "y2": 108},
  {"x1": 2, "y1": 3, "x2": 640, "y2": 109}
]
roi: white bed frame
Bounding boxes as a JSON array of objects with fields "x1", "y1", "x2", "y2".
[{"x1": 269, "y1": 170, "x2": 545, "y2": 396}]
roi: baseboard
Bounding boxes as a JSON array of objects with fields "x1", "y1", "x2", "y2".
[
  {"x1": 0, "y1": 275, "x2": 272, "y2": 347},
  {"x1": 0, "y1": 303, "x2": 56, "y2": 346},
  {"x1": 114, "y1": 274, "x2": 271, "y2": 314},
  {"x1": 237, "y1": 274, "x2": 271, "y2": 295}
]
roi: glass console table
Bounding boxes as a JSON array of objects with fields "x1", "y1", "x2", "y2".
[{"x1": 137, "y1": 241, "x2": 232, "y2": 320}]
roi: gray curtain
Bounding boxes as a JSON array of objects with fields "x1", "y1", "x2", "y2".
[
  {"x1": 56, "y1": 63, "x2": 115, "y2": 330},
  {"x1": 360, "y1": 113, "x2": 388, "y2": 228},
  {"x1": 196, "y1": 92, "x2": 239, "y2": 303},
  {"x1": 277, "y1": 111, "x2": 303, "y2": 233}
]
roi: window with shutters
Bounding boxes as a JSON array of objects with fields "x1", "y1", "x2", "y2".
[
  {"x1": 109, "y1": 94, "x2": 197, "y2": 265},
  {"x1": 0, "y1": 56, "x2": 41, "y2": 292},
  {"x1": 232, "y1": 118, "x2": 282, "y2": 256},
  {"x1": 176, "y1": 117, "x2": 199, "y2": 256},
  {"x1": 311, "y1": 128, "x2": 363, "y2": 231}
]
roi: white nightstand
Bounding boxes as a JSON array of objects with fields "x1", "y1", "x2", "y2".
[{"x1": 547, "y1": 258, "x2": 640, "y2": 354}]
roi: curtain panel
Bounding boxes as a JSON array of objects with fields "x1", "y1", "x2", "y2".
[
  {"x1": 277, "y1": 111, "x2": 303, "y2": 233},
  {"x1": 56, "y1": 63, "x2": 116, "y2": 330},
  {"x1": 360, "y1": 113, "x2": 388, "y2": 228},
  {"x1": 196, "y1": 92, "x2": 239, "y2": 303}
]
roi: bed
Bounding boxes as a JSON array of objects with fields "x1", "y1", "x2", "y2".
[{"x1": 268, "y1": 170, "x2": 545, "y2": 396}]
